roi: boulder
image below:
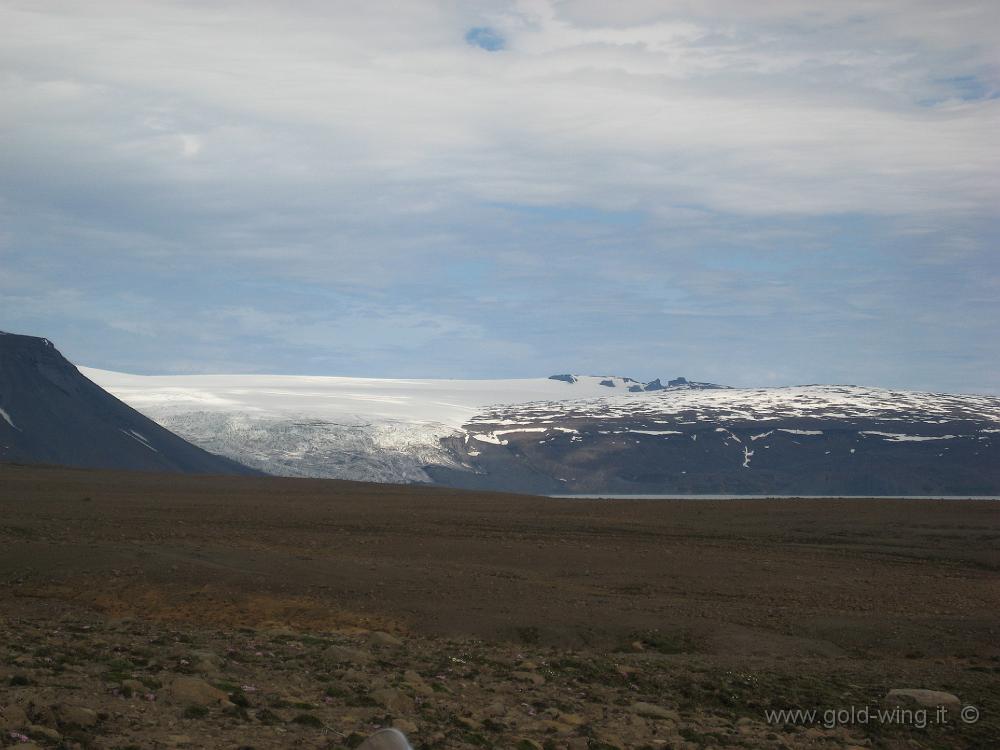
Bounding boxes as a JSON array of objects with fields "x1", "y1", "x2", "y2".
[
  {"x1": 322, "y1": 645, "x2": 372, "y2": 666},
  {"x1": 357, "y1": 728, "x2": 413, "y2": 750},
  {"x1": 188, "y1": 650, "x2": 223, "y2": 674},
  {"x1": 884, "y1": 689, "x2": 961, "y2": 709},
  {"x1": 27, "y1": 725, "x2": 61, "y2": 742},
  {"x1": 368, "y1": 631, "x2": 403, "y2": 648}
]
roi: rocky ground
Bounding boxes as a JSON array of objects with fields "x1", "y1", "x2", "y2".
[{"x1": 1, "y1": 465, "x2": 998, "y2": 749}]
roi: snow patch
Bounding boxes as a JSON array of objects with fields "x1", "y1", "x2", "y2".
[
  {"x1": 860, "y1": 431, "x2": 957, "y2": 442},
  {"x1": 472, "y1": 433, "x2": 508, "y2": 445},
  {"x1": 0, "y1": 406, "x2": 19, "y2": 431},
  {"x1": 120, "y1": 428, "x2": 158, "y2": 452}
]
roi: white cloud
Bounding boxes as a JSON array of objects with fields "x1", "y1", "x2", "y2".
[
  {"x1": 2, "y1": 0, "x2": 997, "y2": 228},
  {"x1": 1, "y1": 1, "x2": 998, "y2": 390}
]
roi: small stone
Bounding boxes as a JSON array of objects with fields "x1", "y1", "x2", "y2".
[
  {"x1": 261, "y1": 625, "x2": 297, "y2": 637},
  {"x1": 512, "y1": 671, "x2": 545, "y2": 686},
  {"x1": 368, "y1": 631, "x2": 403, "y2": 647},
  {"x1": 322, "y1": 645, "x2": 372, "y2": 665},
  {"x1": 188, "y1": 650, "x2": 222, "y2": 674},
  {"x1": 122, "y1": 679, "x2": 145, "y2": 695},
  {"x1": 370, "y1": 687, "x2": 414, "y2": 714},
  {"x1": 56, "y1": 705, "x2": 99, "y2": 728},
  {"x1": 392, "y1": 718, "x2": 418, "y2": 735},
  {"x1": 0, "y1": 704, "x2": 29, "y2": 729},
  {"x1": 631, "y1": 702, "x2": 679, "y2": 721},
  {"x1": 28, "y1": 724, "x2": 62, "y2": 742},
  {"x1": 163, "y1": 677, "x2": 230, "y2": 707},
  {"x1": 536, "y1": 719, "x2": 574, "y2": 733},
  {"x1": 515, "y1": 740, "x2": 542, "y2": 750},
  {"x1": 357, "y1": 729, "x2": 413, "y2": 750},
  {"x1": 884, "y1": 689, "x2": 961, "y2": 710}
]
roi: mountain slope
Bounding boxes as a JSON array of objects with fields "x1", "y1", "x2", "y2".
[
  {"x1": 82, "y1": 367, "x2": 1000, "y2": 494},
  {"x1": 430, "y1": 385, "x2": 1000, "y2": 495},
  {"x1": 0, "y1": 332, "x2": 258, "y2": 475}
]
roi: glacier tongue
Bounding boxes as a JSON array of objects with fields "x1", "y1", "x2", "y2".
[{"x1": 153, "y1": 411, "x2": 464, "y2": 483}]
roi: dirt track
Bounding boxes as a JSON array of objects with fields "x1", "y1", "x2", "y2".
[{"x1": 1, "y1": 464, "x2": 998, "y2": 748}]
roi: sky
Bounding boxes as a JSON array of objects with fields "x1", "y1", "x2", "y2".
[{"x1": 1, "y1": 0, "x2": 999, "y2": 393}]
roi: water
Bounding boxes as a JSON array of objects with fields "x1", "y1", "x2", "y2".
[{"x1": 549, "y1": 494, "x2": 1000, "y2": 500}]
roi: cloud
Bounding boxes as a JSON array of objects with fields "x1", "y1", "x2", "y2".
[{"x1": 0, "y1": 1, "x2": 998, "y2": 391}]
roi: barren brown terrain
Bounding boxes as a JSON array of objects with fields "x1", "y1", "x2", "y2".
[{"x1": 1, "y1": 464, "x2": 998, "y2": 749}]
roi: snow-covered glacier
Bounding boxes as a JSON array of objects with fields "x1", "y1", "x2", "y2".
[
  {"x1": 78, "y1": 369, "x2": 650, "y2": 482},
  {"x1": 80, "y1": 368, "x2": 1000, "y2": 494}
]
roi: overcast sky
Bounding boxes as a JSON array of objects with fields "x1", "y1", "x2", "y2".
[{"x1": 2, "y1": 1, "x2": 999, "y2": 392}]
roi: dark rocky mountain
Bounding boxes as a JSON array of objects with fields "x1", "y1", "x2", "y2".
[
  {"x1": 429, "y1": 385, "x2": 1000, "y2": 495},
  {"x1": 0, "y1": 331, "x2": 258, "y2": 475},
  {"x1": 550, "y1": 373, "x2": 725, "y2": 392}
]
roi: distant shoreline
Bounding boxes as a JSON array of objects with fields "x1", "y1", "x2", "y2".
[{"x1": 550, "y1": 493, "x2": 1000, "y2": 500}]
